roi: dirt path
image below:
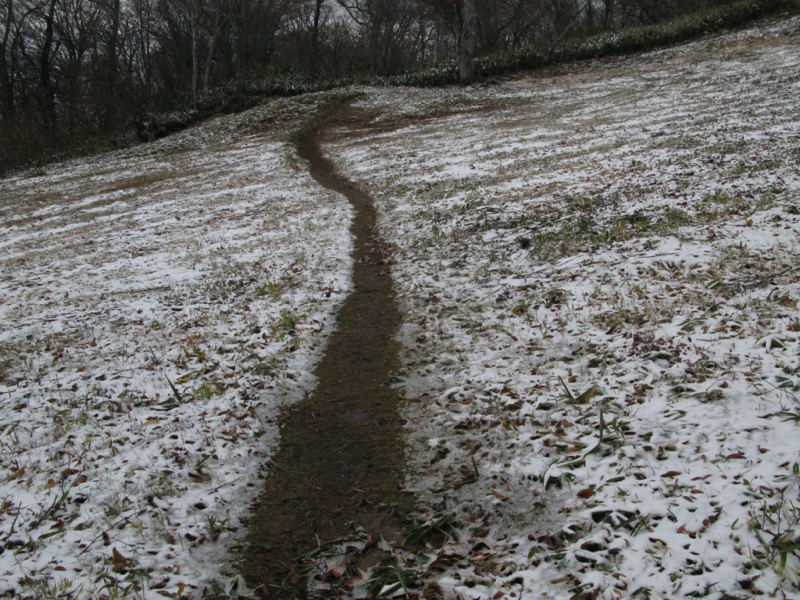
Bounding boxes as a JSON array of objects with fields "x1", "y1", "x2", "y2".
[{"x1": 239, "y1": 103, "x2": 412, "y2": 597}]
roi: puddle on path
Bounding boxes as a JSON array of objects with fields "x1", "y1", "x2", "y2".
[{"x1": 239, "y1": 104, "x2": 413, "y2": 597}]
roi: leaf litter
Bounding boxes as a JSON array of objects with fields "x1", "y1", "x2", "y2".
[
  {"x1": 1, "y1": 13, "x2": 799, "y2": 600},
  {"x1": 324, "y1": 14, "x2": 800, "y2": 600},
  {"x1": 0, "y1": 97, "x2": 354, "y2": 598}
]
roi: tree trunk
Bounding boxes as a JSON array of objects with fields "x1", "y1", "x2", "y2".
[
  {"x1": 459, "y1": 0, "x2": 477, "y2": 84},
  {"x1": 190, "y1": 0, "x2": 198, "y2": 107},
  {"x1": 203, "y1": 32, "x2": 217, "y2": 94},
  {"x1": 311, "y1": 0, "x2": 323, "y2": 74},
  {"x1": 39, "y1": 0, "x2": 57, "y2": 126},
  {"x1": 136, "y1": 0, "x2": 154, "y2": 106},
  {"x1": 105, "y1": 0, "x2": 121, "y2": 127},
  {"x1": 603, "y1": 0, "x2": 615, "y2": 29},
  {"x1": 0, "y1": 0, "x2": 14, "y2": 116},
  {"x1": 585, "y1": 0, "x2": 595, "y2": 31}
]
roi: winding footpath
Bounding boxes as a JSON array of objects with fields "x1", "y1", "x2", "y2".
[{"x1": 239, "y1": 104, "x2": 412, "y2": 597}]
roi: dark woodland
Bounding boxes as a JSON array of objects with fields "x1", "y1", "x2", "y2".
[{"x1": 0, "y1": 0, "x2": 778, "y2": 169}]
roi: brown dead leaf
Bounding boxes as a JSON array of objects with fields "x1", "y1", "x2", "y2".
[
  {"x1": 576, "y1": 488, "x2": 595, "y2": 498},
  {"x1": 661, "y1": 471, "x2": 681, "y2": 478},
  {"x1": 7, "y1": 467, "x2": 25, "y2": 481},
  {"x1": 491, "y1": 490, "x2": 509, "y2": 501},
  {"x1": 111, "y1": 547, "x2": 129, "y2": 572},
  {"x1": 44, "y1": 478, "x2": 57, "y2": 489}
]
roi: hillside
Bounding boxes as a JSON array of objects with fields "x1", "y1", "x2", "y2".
[
  {"x1": 1, "y1": 12, "x2": 799, "y2": 600},
  {"x1": 325, "y1": 14, "x2": 800, "y2": 599}
]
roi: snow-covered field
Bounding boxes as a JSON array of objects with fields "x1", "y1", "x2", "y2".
[
  {"x1": 2, "y1": 12, "x2": 799, "y2": 600},
  {"x1": 326, "y1": 15, "x2": 800, "y2": 600},
  {"x1": 0, "y1": 100, "x2": 354, "y2": 598}
]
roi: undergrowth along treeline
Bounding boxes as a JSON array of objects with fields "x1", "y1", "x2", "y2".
[{"x1": 394, "y1": 0, "x2": 800, "y2": 86}]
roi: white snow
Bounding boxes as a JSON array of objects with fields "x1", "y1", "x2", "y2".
[
  {"x1": 2, "y1": 12, "x2": 800, "y2": 600},
  {"x1": 325, "y1": 14, "x2": 800, "y2": 600},
  {"x1": 0, "y1": 98, "x2": 354, "y2": 598}
]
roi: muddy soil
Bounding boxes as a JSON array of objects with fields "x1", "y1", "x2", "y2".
[{"x1": 239, "y1": 105, "x2": 412, "y2": 597}]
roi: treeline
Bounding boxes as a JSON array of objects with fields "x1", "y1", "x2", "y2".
[{"x1": 0, "y1": 0, "x2": 780, "y2": 170}]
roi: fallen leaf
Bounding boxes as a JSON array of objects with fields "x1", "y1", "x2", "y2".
[
  {"x1": 661, "y1": 471, "x2": 681, "y2": 478},
  {"x1": 7, "y1": 467, "x2": 25, "y2": 481},
  {"x1": 576, "y1": 488, "x2": 595, "y2": 498},
  {"x1": 491, "y1": 490, "x2": 509, "y2": 501},
  {"x1": 112, "y1": 547, "x2": 129, "y2": 572}
]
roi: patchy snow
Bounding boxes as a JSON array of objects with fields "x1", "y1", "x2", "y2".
[
  {"x1": 2, "y1": 13, "x2": 800, "y2": 600},
  {"x1": 325, "y1": 14, "x2": 800, "y2": 600},
  {"x1": 0, "y1": 98, "x2": 354, "y2": 598}
]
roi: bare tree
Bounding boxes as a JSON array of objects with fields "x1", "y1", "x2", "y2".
[
  {"x1": 335, "y1": 0, "x2": 419, "y2": 75},
  {"x1": 459, "y1": 0, "x2": 476, "y2": 83},
  {"x1": 104, "y1": 0, "x2": 121, "y2": 103},
  {"x1": 0, "y1": 0, "x2": 22, "y2": 117},
  {"x1": 38, "y1": 0, "x2": 58, "y2": 125},
  {"x1": 129, "y1": 0, "x2": 157, "y2": 104},
  {"x1": 310, "y1": 0, "x2": 324, "y2": 72}
]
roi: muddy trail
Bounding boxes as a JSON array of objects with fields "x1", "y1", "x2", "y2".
[{"x1": 239, "y1": 104, "x2": 414, "y2": 597}]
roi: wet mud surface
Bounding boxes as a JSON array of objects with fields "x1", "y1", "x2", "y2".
[{"x1": 239, "y1": 104, "x2": 412, "y2": 597}]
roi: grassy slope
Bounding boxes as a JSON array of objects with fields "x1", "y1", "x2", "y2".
[
  {"x1": 0, "y1": 97, "x2": 354, "y2": 598},
  {"x1": 0, "y1": 9, "x2": 799, "y2": 600},
  {"x1": 326, "y1": 13, "x2": 800, "y2": 599}
]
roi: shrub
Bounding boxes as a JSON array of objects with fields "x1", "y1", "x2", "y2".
[{"x1": 389, "y1": 0, "x2": 798, "y2": 88}]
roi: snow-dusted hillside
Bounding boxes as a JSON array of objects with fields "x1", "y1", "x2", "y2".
[
  {"x1": 1, "y1": 12, "x2": 799, "y2": 600},
  {"x1": 326, "y1": 15, "x2": 800, "y2": 600},
  {"x1": 0, "y1": 99, "x2": 353, "y2": 598}
]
